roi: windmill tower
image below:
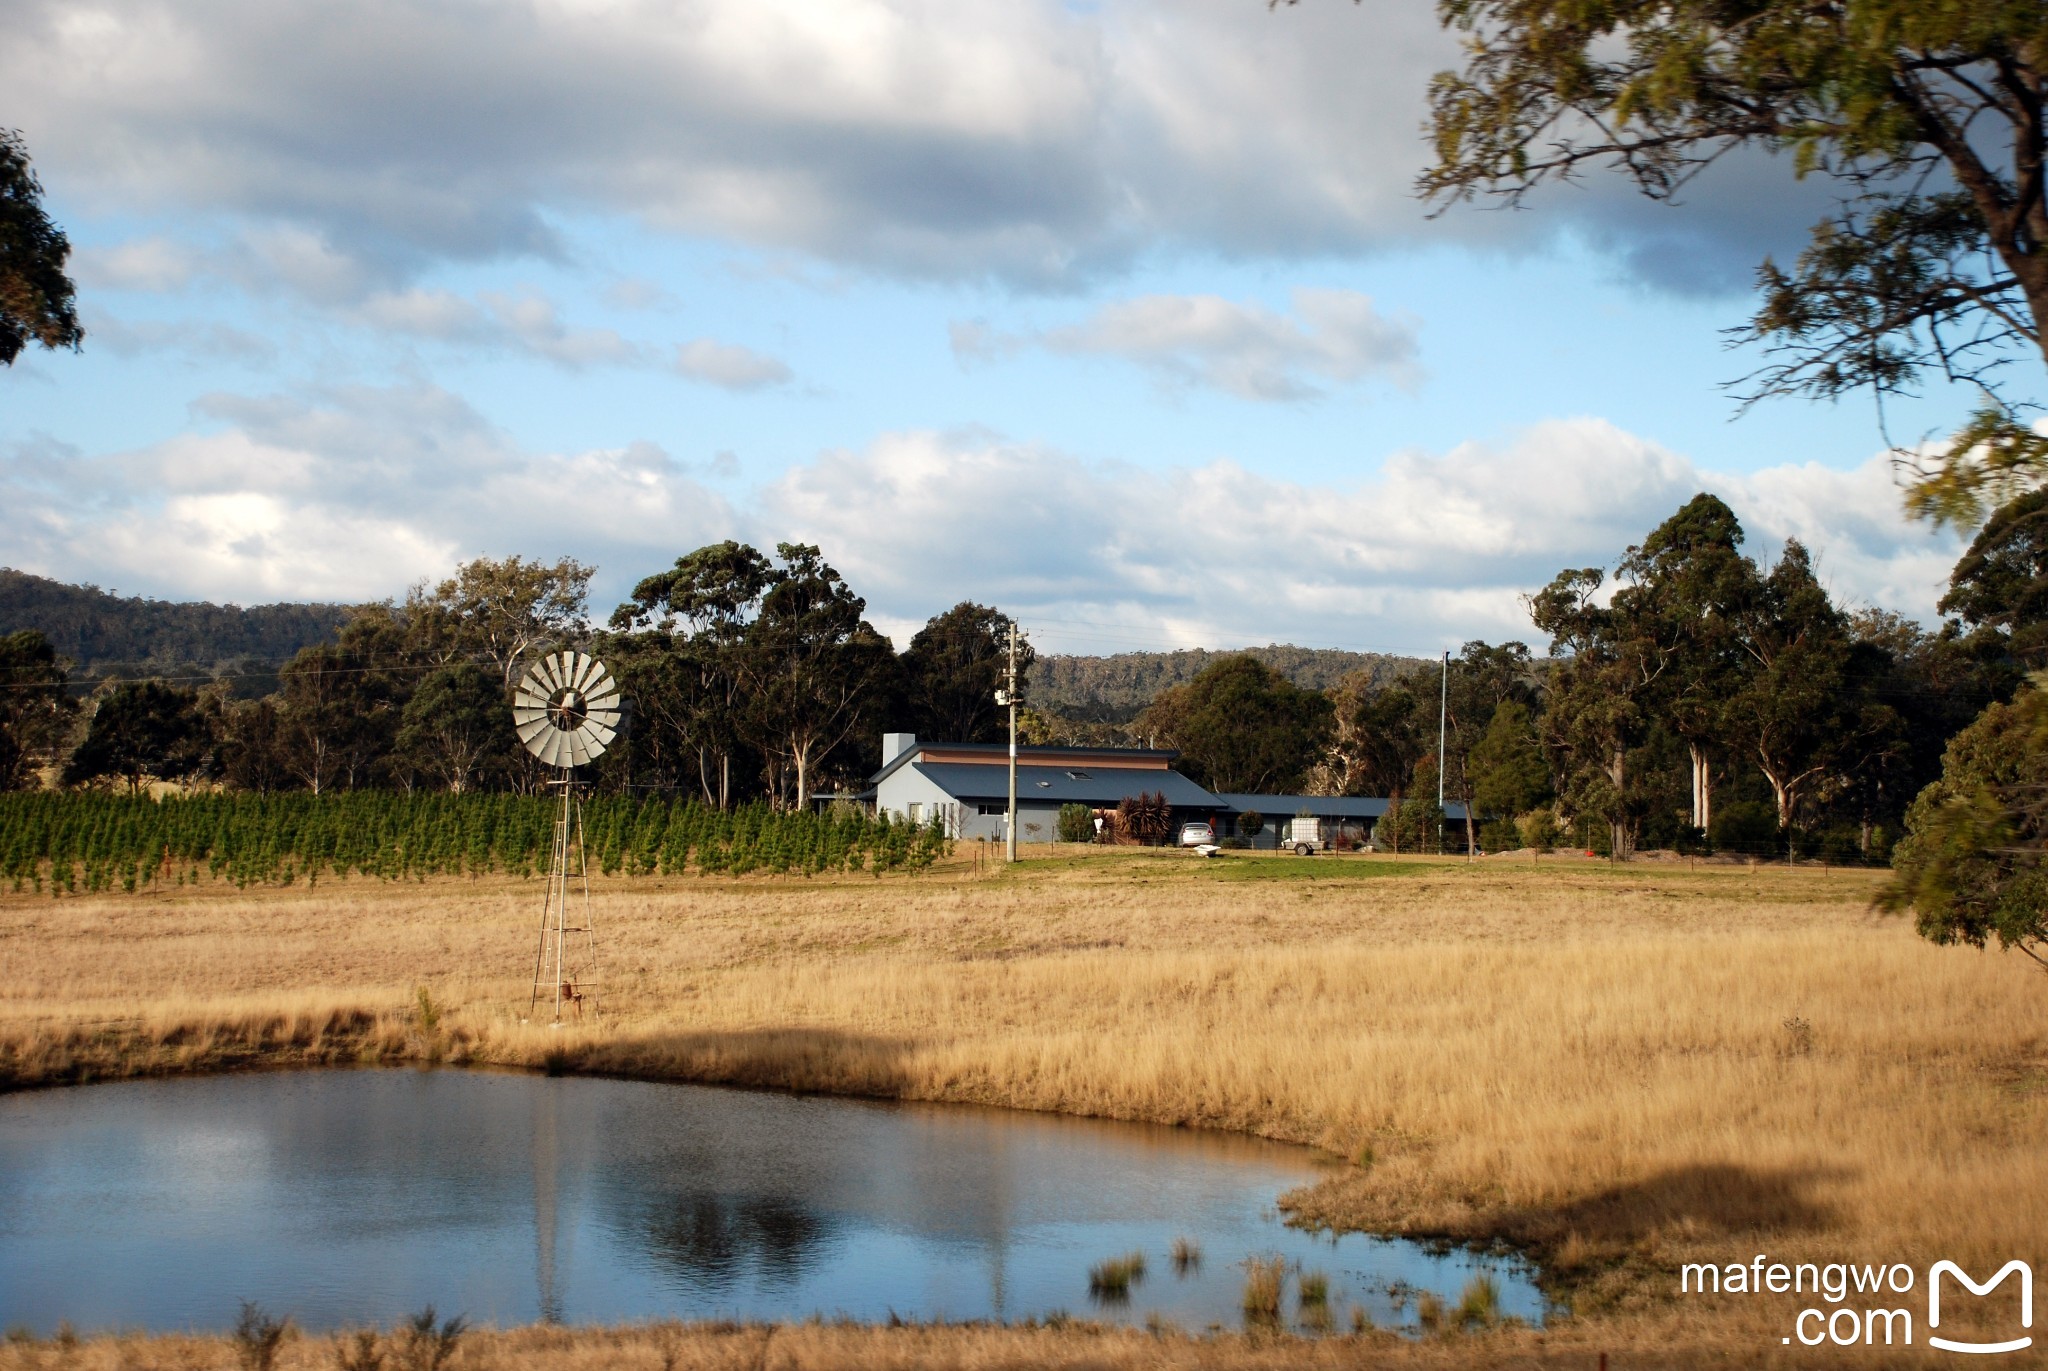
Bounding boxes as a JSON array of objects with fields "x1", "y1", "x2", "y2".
[{"x1": 513, "y1": 650, "x2": 621, "y2": 1024}]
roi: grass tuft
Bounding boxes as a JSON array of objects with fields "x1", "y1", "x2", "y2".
[
  {"x1": 1240, "y1": 1257, "x2": 1287, "y2": 1326},
  {"x1": 1088, "y1": 1251, "x2": 1147, "y2": 1302},
  {"x1": 1169, "y1": 1236, "x2": 1202, "y2": 1276}
]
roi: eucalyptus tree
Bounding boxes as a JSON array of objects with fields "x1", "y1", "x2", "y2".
[
  {"x1": 1724, "y1": 541, "x2": 1900, "y2": 829},
  {"x1": 1529, "y1": 565, "x2": 1678, "y2": 858},
  {"x1": 901, "y1": 602, "x2": 1031, "y2": 745},
  {"x1": 396, "y1": 664, "x2": 511, "y2": 793},
  {"x1": 63, "y1": 681, "x2": 212, "y2": 793},
  {"x1": 1348, "y1": 684, "x2": 1429, "y2": 853},
  {"x1": 1408, "y1": 0, "x2": 2048, "y2": 525},
  {"x1": 0, "y1": 630, "x2": 71, "y2": 790},
  {"x1": 410, "y1": 555, "x2": 593, "y2": 686},
  {"x1": 613, "y1": 540, "x2": 773, "y2": 808},
  {"x1": 1620, "y1": 495, "x2": 1757, "y2": 831},
  {"x1": 1139, "y1": 654, "x2": 1333, "y2": 793},
  {"x1": 1941, "y1": 488, "x2": 2048, "y2": 676},
  {"x1": 1885, "y1": 683, "x2": 2048, "y2": 973},
  {"x1": 1438, "y1": 640, "x2": 1541, "y2": 853},
  {"x1": 0, "y1": 130, "x2": 82, "y2": 366},
  {"x1": 738, "y1": 544, "x2": 896, "y2": 810}
]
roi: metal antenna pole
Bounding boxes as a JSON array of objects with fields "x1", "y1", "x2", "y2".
[
  {"x1": 1437, "y1": 649, "x2": 1449, "y2": 855},
  {"x1": 1005, "y1": 621, "x2": 1019, "y2": 864}
]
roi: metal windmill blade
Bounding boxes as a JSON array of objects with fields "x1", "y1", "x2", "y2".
[{"x1": 513, "y1": 650, "x2": 621, "y2": 768}]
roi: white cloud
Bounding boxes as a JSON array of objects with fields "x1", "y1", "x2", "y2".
[
  {"x1": 74, "y1": 236, "x2": 203, "y2": 292},
  {"x1": 675, "y1": 339, "x2": 794, "y2": 390},
  {"x1": 5, "y1": 387, "x2": 1957, "y2": 650},
  {"x1": 961, "y1": 288, "x2": 1420, "y2": 400},
  {"x1": 5, "y1": 0, "x2": 1824, "y2": 292},
  {"x1": 1, "y1": 384, "x2": 736, "y2": 604}
]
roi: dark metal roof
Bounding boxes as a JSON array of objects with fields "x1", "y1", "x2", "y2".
[
  {"x1": 870, "y1": 740, "x2": 1178, "y2": 785},
  {"x1": 910, "y1": 762, "x2": 1222, "y2": 808},
  {"x1": 1211, "y1": 793, "x2": 1469, "y2": 822}
]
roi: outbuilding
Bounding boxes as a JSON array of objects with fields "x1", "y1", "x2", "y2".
[{"x1": 870, "y1": 733, "x2": 1224, "y2": 842}]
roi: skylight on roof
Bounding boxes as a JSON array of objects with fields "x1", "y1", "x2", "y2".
[{"x1": 1066, "y1": 770, "x2": 1089, "y2": 779}]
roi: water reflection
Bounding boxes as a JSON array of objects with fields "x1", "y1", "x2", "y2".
[{"x1": 0, "y1": 1070, "x2": 1545, "y2": 1335}]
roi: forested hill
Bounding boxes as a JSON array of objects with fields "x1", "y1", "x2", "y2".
[
  {"x1": 0, "y1": 570, "x2": 351, "y2": 685},
  {"x1": 1032, "y1": 645, "x2": 1428, "y2": 723}
]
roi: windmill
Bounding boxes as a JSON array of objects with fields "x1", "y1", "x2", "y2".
[{"x1": 514, "y1": 650, "x2": 621, "y2": 1024}]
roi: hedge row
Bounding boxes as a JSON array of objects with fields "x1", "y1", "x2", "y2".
[{"x1": 0, "y1": 791, "x2": 950, "y2": 894}]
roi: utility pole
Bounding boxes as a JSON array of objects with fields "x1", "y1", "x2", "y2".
[
  {"x1": 997, "y1": 622, "x2": 1021, "y2": 863},
  {"x1": 1437, "y1": 649, "x2": 1449, "y2": 856}
]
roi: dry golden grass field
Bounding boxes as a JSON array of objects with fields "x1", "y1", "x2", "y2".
[{"x1": 2, "y1": 846, "x2": 2044, "y2": 1368}]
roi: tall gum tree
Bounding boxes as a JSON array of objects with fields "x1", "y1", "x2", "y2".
[{"x1": 1398, "y1": 0, "x2": 2048, "y2": 524}]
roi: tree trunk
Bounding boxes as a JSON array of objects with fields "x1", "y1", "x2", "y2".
[
  {"x1": 1688, "y1": 742, "x2": 1712, "y2": 831},
  {"x1": 1608, "y1": 743, "x2": 1629, "y2": 860},
  {"x1": 1763, "y1": 764, "x2": 1792, "y2": 827}
]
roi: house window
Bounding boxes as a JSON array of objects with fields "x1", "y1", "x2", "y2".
[
  {"x1": 908, "y1": 803, "x2": 923, "y2": 823},
  {"x1": 977, "y1": 803, "x2": 1009, "y2": 815}
]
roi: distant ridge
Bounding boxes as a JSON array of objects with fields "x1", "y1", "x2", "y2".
[
  {"x1": 0, "y1": 572, "x2": 1427, "y2": 714},
  {"x1": 0, "y1": 569, "x2": 352, "y2": 688},
  {"x1": 1032, "y1": 645, "x2": 1428, "y2": 723}
]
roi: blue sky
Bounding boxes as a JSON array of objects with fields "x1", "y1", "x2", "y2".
[{"x1": 0, "y1": 0, "x2": 1973, "y2": 655}]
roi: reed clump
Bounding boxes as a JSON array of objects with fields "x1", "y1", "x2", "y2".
[
  {"x1": 1088, "y1": 1252, "x2": 1147, "y2": 1302},
  {"x1": 1241, "y1": 1257, "x2": 1287, "y2": 1325}
]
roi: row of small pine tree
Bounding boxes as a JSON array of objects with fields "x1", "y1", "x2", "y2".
[{"x1": 0, "y1": 791, "x2": 951, "y2": 894}]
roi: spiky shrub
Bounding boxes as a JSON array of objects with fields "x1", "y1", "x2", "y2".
[
  {"x1": 232, "y1": 1302, "x2": 290, "y2": 1371},
  {"x1": 395, "y1": 1306, "x2": 466, "y2": 1371},
  {"x1": 1118, "y1": 790, "x2": 1172, "y2": 845}
]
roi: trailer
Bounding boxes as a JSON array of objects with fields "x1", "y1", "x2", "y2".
[{"x1": 1281, "y1": 816, "x2": 1323, "y2": 856}]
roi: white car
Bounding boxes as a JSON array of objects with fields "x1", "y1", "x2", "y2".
[{"x1": 1177, "y1": 821, "x2": 1216, "y2": 847}]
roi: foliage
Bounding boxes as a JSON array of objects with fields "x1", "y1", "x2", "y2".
[
  {"x1": 1138, "y1": 654, "x2": 1334, "y2": 792},
  {"x1": 1412, "y1": 0, "x2": 2048, "y2": 518},
  {"x1": 1237, "y1": 808, "x2": 1264, "y2": 838},
  {"x1": 1030, "y1": 645, "x2": 1421, "y2": 725},
  {"x1": 1116, "y1": 790, "x2": 1173, "y2": 845},
  {"x1": 409, "y1": 555, "x2": 593, "y2": 685},
  {"x1": 0, "y1": 791, "x2": 950, "y2": 894},
  {"x1": 1479, "y1": 817, "x2": 1521, "y2": 852},
  {"x1": 395, "y1": 664, "x2": 512, "y2": 793},
  {"x1": 231, "y1": 1302, "x2": 290, "y2": 1371},
  {"x1": 1468, "y1": 699, "x2": 1549, "y2": 818},
  {"x1": 1056, "y1": 802, "x2": 1095, "y2": 843},
  {"x1": 1709, "y1": 801, "x2": 1782, "y2": 857},
  {"x1": 395, "y1": 1307, "x2": 466, "y2": 1371},
  {"x1": 0, "y1": 630, "x2": 71, "y2": 790},
  {"x1": 1941, "y1": 490, "x2": 2048, "y2": 672},
  {"x1": 1884, "y1": 681, "x2": 2048, "y2": 971},
  {"x1": 1378, "y1": 797, "x2": 1446, "y2": 854},
  {"x1": 0, "y1": 130, "x2": 82, "y2": 366},
  {"x1": 1517, "y1": 808, "x2": 1561, "y2": 851},
  {"x1": 900, "y1": 602, "x2": 1029, "y2": 744},
  {"x1": 62, "y1": 681, "x2": 211, "y2": 793}
]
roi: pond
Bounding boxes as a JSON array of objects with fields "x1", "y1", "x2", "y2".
[{"x1": 0, "y1": 1070, "x2": 1543, "y2": 1335}]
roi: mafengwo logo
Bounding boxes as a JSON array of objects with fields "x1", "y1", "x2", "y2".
[{"x1": 1680, "y1": 1255, "x2": 2034, "y2": 1352}]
